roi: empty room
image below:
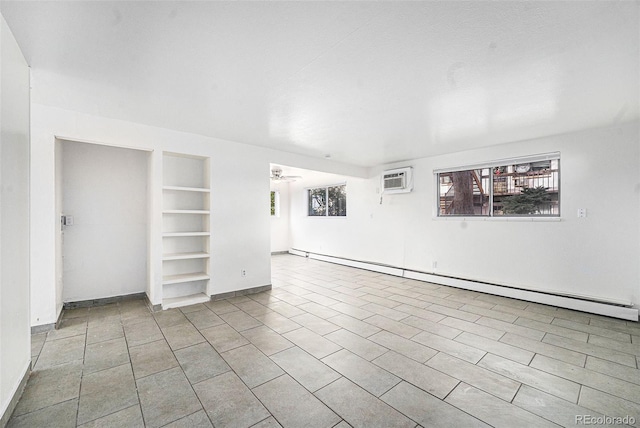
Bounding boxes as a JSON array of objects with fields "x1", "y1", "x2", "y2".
[{"x1": 1, "y1": 1, "x2": 639, "y2": 427}]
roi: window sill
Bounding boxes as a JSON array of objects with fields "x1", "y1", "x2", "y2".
[{"x1": 433, "y1": 216, "x2": 561, "y2": 222}]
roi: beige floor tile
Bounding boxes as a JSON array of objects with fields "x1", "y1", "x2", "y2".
[
  {"x1": 454, "y1": 331, "x2": 534, "y2": 365},
  {"x1": 381, "y1": 382, "x2": 490, "y2": 428},
  {"x1": 221, "y1": 344, "x2": 284, "y2": 388},
  {"x1": 326, "y1": 313, "x2": 381, "y2": 338},
  {"x1": 478, "y1": 353, "x2": 581, "y2": 402},
  {"x1": 425, "y1": 352, "x2": 520, "y2": 401},
  {"x1": 499, "y1": 332, "x2": 586, "y2": 367},
  {"x1": 365, "y1": 314, "x2": 421, "y2": 339},
  {"x1": 325, "y1": 329, "x2": 388, "y2": 361},
  {"x1": 373, "y1": 351, "x2": 459, "y2": 399},
  {"x1": 315, "y1": 377, "x2": 415, "y2": 428},
  {"x1": 174, "y1": 342, "x2": 231, "y2": 384},
  {"x1": 515, "y1": 317, "x2": 588, "y2": 341},
  {"x1": 290, "y1": 313, "x2": 340, "y2": 335},
  {"x1": 8, "y1": 399, "x2": 78, "y2": 428},
  {"x1": 368, "y1": 330, "x2": 437, "y2": 363},
  {"x1": 241, "y1": 325, "x2": 294, "y2": 356},
  {"x1": 543, "y1": 333, "x2": 637, "y2": 367},
  {"x1": 578, "y1": 386, "x2": 640, "y2": 427},
  {"x1": 445, "y1": 383, "x2": 559, "y2": 428},
  {"x1": 401, "y1": 315, "x2": 461, "y2": 339},
  {"x1": 438, "y1": 316, "x2": 504, "y2": 340},
  {"x1": 322, "y1": 349, "x2": 400, "y2": 397},
  {"x1": 129, "y1": 339, "x2": 178, "y2": 379},
  {"x1": 513, "y1": 385, "x2": 607, "y2": 427},
  {"x1": 77, "y1": 364, "x2": 138, "y2": 425},
  {"x1": 475, "y1": 317, "x2": 545, "y2": 340},
  {"x1": 194, "y1": 372, "x2": 270, "y2": 428},
  {"x1": 253, "y1": 375, "x2": 340, "y2": 428},
  {"x1": 552, "y1": 318, "x2": 632, "y2": 343},
  {"x1": 137, "y1": 367, "x2": 202, "y2": 427},
  {"x1": 530, "y1": 354, "x2": 640, "y2": 404},
  {"x1": 412, "y1": 331, "x2": 486, "y2": 364},
  {"x1": 269, "y1": 347, "x2": 341, "y2": 393},
  {"x1": 283, "y1": 327, "x2": 342, "y2": 359},
  {"x1": 585, "y1": 355, "x2": 640, "y2": 385}
]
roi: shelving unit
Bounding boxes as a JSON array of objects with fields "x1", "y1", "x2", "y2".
[{"x1": 161, "y1": 152, "x2": 211, "y2": 309}]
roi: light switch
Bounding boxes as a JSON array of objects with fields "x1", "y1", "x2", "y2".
[{"x1": 577, "y1": 208, "x2": 587, "y2": 218}]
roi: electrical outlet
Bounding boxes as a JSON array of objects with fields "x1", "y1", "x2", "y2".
[
  {"x1": 432, "y1": 261, "x2": 438, "y2": 269},
  {"x1": 241, "y1": 269, "x2": 246, "y2": 277}
]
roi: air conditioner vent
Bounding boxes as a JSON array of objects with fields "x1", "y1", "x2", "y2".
[{"x1": 381, "y1": 167, "x2": 413, "y2": 194}]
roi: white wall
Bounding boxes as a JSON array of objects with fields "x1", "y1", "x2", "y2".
[
  {"x1": 270, "y1": 182, "x2": 290, "y2": 253},
  {"x1": 290, "y1": 122, "x2": 640, "y2": 308},
  {"x1": 30, "y1": 103, "x2": 366, "y2": 326},
  {"x1": 61, "y1": 141, "x2": 148, "y2": 302},
  {"x1": 0, "y1": 13, "x2": 31, "y2": 423}
]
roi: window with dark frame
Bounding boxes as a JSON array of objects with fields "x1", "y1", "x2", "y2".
[
  {"x1": 437, "y1": 156, "x2": 560, "y2": 217},
  {"x1": 308, "y1": 184, "x2": 346, "y2": 217}
]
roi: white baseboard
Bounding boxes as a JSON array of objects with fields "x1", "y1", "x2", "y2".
[{"x1": 288, "y1": 249, "x2": 639, "y2": 321}]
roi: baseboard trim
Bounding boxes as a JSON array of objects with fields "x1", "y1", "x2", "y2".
[
  {"x1": 211, "y1": 284, "x2": 272, "y2": 301},
  {"x1": 63, "y1": 292, "x2": 147, "y2": 310},
  {"x1": 288, "y1": 249, "x2": 639, "y2": 321},
  {"x1": 31, "y1": 323, "x2": 55, "y2": 335},
  {"x1": 0, "y1": 360, "x2": 30, "y2": 428}
]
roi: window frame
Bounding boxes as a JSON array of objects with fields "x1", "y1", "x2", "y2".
[
  {"x1": 306, "y1": 183, "x2": 347, "y2": 218},
  {"x1": 434, "y1": 153, "x2": 560, "y2": 219}
]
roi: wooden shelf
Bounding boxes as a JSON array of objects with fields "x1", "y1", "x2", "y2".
[
  {"x1": 163, "y1": 272, "x2": 210, "y2": 285},
  {"x1": 163, "y1": 185, "x2": 210, "y2": 193},
  {"x1": 162, "y1": 292, "x2": 210, "y2": 310},
  {"x1": 163, "y1": 252, "x2": 210, "y2": 261},
  {"x1": 163, "y1": 209, "x2": 210, "y2": 214},
  {"x1": 162, "y1": 231, "x2": 210, "y2": 237}
]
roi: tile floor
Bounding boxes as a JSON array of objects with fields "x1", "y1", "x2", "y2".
[{"x1": 8, "y1": 254, "x2": 640, "y2": 427}]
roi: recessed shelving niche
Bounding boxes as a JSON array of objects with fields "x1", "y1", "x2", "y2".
[{"x1": 161, "y1": 152, "x2": 211, "y2": 309}]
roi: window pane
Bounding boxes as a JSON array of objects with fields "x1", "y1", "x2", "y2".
[
  {"x1": 328, "y1": 185, "x2": 346, "y2": 216},
  {"x1": 493, "y1": 161, "x2": 559, "y2": 216},
  {"x1": 438, "y1": 169, "x2": 489, "y2": 216},
  {"x1": 270, "y1": 191, "x2": 276, "y2": 216},
  {"x1": 308, "y1": 188, "x2": 327, "y2": 216}
]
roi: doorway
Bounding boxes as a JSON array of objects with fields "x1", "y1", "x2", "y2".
[{"x1": 56, "y1": 139, "x2": 150, "y2": 305}]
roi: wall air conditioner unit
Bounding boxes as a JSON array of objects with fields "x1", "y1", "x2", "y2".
[{"x1": 381, "y1": 167, "x2": 413, "y2": 194}]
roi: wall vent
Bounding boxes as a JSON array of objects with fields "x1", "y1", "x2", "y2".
[{"x1": 382, "y1": 167, "x2": 413, "y2": 194}]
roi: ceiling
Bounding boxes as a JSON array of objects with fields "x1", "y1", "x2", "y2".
[{"x1": 2, "y1": 1, "x2": 638, "y2": 167}]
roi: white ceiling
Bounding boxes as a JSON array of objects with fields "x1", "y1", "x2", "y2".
[{"x1": 2, "y1": 1, "x2": 638, "y2": 167}]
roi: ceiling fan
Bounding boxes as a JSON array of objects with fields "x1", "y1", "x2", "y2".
[{"x1": 270, "y1": 167, "x2": 301, "y2": 182}]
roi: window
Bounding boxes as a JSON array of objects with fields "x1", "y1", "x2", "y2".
[
  {"x1": 270, "y1": 191, "x2": 279, "y2": 217},
  {"x1": 436, "y1": 154, "x2": 560, "y2": 217},
  {"x1": 308, "y1": 184, "x2": 346, "y2": 217}
]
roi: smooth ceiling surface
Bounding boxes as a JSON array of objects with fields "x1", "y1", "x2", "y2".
[{"x1": 2, "y1": 1, "x2": 639, "y2": 167}]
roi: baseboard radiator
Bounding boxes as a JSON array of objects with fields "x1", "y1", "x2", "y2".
[{"x1": 288, "y1": 249, "x2": 639, "y2": 321}]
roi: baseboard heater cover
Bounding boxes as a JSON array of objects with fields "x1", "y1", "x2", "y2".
[{"x1": 288, "y1": 249, "x2": 639, "y2": 321}]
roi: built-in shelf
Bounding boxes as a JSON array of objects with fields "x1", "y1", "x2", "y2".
[
  {"x1": 163, "y1": 209, "x2": 210, "y2": 214},
  {"x1": 163, "y1": 252, "x2": 210, "y2": 261},
  {"x1": 162, "y1": 292, "x2": 210, "y2": 310},
  {"x1": 161, "y1": 152, "x2": 211, "y2": 310},
  {"x1": 163, "y1": 185, "x2": 210, "y2": 193},
  {"x1": 162, "y1": 231, "x2": 210, "y2": 237},
  {"x1": 163, "y1": 272, "x2": 210, "y2": 285}
]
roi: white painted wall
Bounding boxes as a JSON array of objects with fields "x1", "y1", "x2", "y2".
[
  {"x1": 0, "y1": 14, "x2": 31, "y2": 422},
  {"x1": 270, "y1": 182, "x2": 290, "y2": 253},
  {"x1": 290, "y1": 122, "x2": 640, "y2": 308},
  {"x1": 30, "y1": 103, "x2": 366, "y2": 326},
  {"x1": 61, "y1": 141, "x2": 148, "y2": 302}
]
